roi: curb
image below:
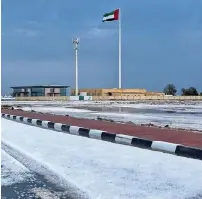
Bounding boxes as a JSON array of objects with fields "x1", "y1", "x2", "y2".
[{"x1": 2, "y1": 113, "x2": 202, "y2": 160}]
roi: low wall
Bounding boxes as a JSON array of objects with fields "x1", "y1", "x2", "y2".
[
  {"x1": 15, "y1": 96, "x2": 70, "y2": 101},
  {"x1": 14, "y1": 95, "x2": 202, "y2": 101},
  {"x1": 92, "y1": 96, "x2": 202, "y2": 101}
]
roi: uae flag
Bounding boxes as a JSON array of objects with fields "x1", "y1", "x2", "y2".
[{"x1": 102, "y1": 9, "x2": 119, "y2": 22}]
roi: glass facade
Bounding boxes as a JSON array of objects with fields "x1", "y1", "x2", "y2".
[
  {"x1": 13, "y1": 88, "x2": 22, "y2": 93},
  {"x1": 31, "y1": 88, "x2": 45, "y2": 96},
  {"x1": 60, "y1": 88, "x2": 67, "y2": 96}
]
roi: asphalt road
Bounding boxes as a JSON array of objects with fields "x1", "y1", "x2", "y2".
[
  {"x1": 2, "y1": 172, "x2": 65, "y2": 198},
  {"x1": 1, "y1": 150, "x2": 74, "y2": 199}
]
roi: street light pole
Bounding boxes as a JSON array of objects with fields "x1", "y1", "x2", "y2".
[{"x1": 72, "y1": 38, "x2": 80, "y2": 96}]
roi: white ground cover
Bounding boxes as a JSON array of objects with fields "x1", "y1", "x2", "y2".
[
  {"x1": 20, "y1": 105, "x2": 202, "y2": 131},
  {"x1": 1, "y1": 149, "x2": 33, "y2": 186},
  {"x1": 2, "y1": 118, "x2": 202, "y2": 199}
]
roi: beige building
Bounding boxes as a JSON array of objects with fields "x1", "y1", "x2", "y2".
[
  {"x1": 145, "y1": 91, "x2": 165, "y2": 96},
  {"x1": 71, "y1": 88, "x2": 164, "y2": 97}
]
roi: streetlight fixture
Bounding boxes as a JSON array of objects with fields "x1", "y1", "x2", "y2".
[{"x1": 72, "y1": 37, "x2": 80, "y2": 96}]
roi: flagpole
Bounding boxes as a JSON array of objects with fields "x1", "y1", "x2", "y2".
[{"x1": 118, "y1": 8, "x2": 122, "y2": 89}]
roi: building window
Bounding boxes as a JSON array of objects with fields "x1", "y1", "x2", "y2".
[
  {"x1": 31, "y1": 88, "x2": 44, "y2": 96},
  {"x1": 50, "y1": 88, "x2": 55, "y2": 93},
  {"x1": 60, "y1": 88, "x2": 66, "y2": 96},
  {"x1": 13, "y1": 88, "x2": 22, "y2": 93}
]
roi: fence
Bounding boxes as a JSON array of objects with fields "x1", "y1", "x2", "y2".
[{"x1": 14, "y1": 95, "x2": 202, "y2": 101}]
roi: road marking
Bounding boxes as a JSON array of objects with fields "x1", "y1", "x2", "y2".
[{"x1": 32, "y1": 188, "x2": 60, "y2": 199}]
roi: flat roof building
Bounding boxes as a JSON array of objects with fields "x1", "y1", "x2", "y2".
[
  {"x1": 71, "y1": 88, "x2": 165, "y2": 97},
  {"x1": 11, "y1": 85, "x2": 69, "y2": 97}
]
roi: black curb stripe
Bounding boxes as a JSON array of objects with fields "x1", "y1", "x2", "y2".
[
  {"x1": 2, "y1": 114, "x2": 5, "y2": 117},
  {"x1": 131, "y1": 137, "x2": 153, "y2": 148},
  {"x1": 78, "y1": 128, "x2": 90, "y2": 137},
  {"x1": 48, "y1": 122, "x2": 55, "y2": 129},
  {"x1": 13, "y1": 116, "x2": 17, "y2": 120},
  {"x1": 61, "y1": 125, "x2": 70, "y2": 132},
  {"x1": 27, "y1": 118, "x2": 32, "y2": 123},
  {"x1": 36, "y1": 120, "x2": 42, "y2": 126},
  {"x1": 175, "y1": 145, "x2": 202, "y2": 160},
  {"x1": 101, "y1": 132, "x2": 116, "y2": 142},
  {"x1": 7, "y1": 115, "x2": 11, "y2": 118},
  {"x1": 19, "y1": 116, "x2": 24, "y2": 121}
]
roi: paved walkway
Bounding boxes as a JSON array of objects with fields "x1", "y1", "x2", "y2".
[{"x1": 2, "y1": 109, "x2": 202, "y2": 148}]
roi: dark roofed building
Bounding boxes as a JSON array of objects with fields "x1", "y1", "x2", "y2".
[{"x1": 11, "y1": 85, "x2": 69, "y2": 97}]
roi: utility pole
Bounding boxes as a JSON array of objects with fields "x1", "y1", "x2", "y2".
[{"x1": 72, "y1": 38, "x2": 80, "y2": 96}]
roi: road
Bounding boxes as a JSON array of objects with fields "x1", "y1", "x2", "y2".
[{"x1": 1, "y1": 149, "x2": 77, "y2": 199}]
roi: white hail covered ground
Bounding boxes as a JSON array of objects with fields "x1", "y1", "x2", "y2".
[
  {"x1": 1, "y1": 149, "x2": 33, "y2": 186},
  {"x1": 20, "y1": 103, "x2": 202, "y2": 131},
  {"x1": 2, "y1": 119, "x2": 202, "y2": 199}
]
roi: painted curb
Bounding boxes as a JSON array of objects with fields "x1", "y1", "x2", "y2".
[{"x1": 2, "y1": 113, "x2": 202, "y2": 160}]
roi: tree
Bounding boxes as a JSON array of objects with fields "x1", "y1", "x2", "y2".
[
  {"x1": 181, "y1": 87, "x2": 199, "y2": 96},
  {"x1": 163, "y1": 84, "x2": 177, "y2": 96}
]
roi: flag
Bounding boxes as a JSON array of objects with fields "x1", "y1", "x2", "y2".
[{"x1": 102, "y1": 9, "x2": 119, "y2": 22}]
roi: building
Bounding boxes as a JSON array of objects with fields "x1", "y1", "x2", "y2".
[
  {"x1": 11, "y1": 85, "x2": 69, "y2": 97},
  {"x1": 71, "y1": 88, "x2": 164, "y2": 96},
  {"x1": 145, "y1": 92, "x2": 165, "y2": 96}
]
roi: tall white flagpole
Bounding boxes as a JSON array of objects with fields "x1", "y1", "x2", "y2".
[{"x1": 118, "y1": 8, "x2": 122, "y2": 89}]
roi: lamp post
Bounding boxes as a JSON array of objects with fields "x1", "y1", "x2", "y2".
[{"x1": 72, "y1": 38, "x2": 80, "y2": 96}]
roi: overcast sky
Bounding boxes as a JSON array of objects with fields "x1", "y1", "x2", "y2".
[{"x1": 2, "y1": 0, "x2": 202, "y2": 94}]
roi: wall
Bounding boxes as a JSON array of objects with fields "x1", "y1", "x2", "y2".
[
  {"x1": 92, "y1": 96, "x2": 202, "y2": 100},
  {"x1": 102, "y1": 88, "x2": 147, "y2": 96},
  {"x1": 71, "y1": 88, "x2": 148, "y2": 96},
  {"x1": 71, "y1": 89, "x2": 103, "y2": 96},
  {"x1": 70, "y1": 88, "x2": 164, "y2": 97},
  {"x1": 45, "y1": 88, "x2": 65, "y2": 96},
  {"x1": 14, "y1": 95, "x2": 202, "y2": 101},
  {"x1": 145, "y1": 92, "x2": 165, "y2": 96}
]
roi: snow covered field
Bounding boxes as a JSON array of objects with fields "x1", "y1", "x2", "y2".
[
  {"x1": 2, "y1": 118, "x2": 202, "y2": 199},
  {"x1": 4, "y1": 100, "x2": 202, "y2": 131},
  {"x1": 2, "y1": 100, "x2": 202, "y2": 108}
]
